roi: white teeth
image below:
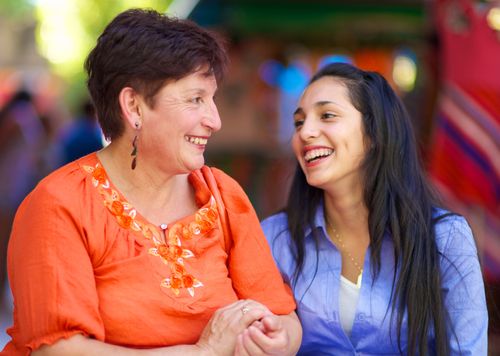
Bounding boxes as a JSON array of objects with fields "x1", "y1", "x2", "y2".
[
  {"x1": 304, "y1": 148, "x2": 334, "y2": 162},
  {"x1": 185, "y1": 136, "x2": 208, "y2": 145}
]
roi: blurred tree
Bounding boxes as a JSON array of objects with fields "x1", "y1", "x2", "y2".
[
  {"x1": 33, "y1": 0, "x2": 171, "y2": 108},
  {"x1": 0, "y1": 0, "x2": 33, "y2": 18}
]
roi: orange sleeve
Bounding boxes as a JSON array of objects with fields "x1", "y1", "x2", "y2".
[
  {"x1": 210, "y1": 168, "x2": 296, "y2": 315},
  {"x1": 7, "y1": 179, "x2": 104, "y2": 353}
]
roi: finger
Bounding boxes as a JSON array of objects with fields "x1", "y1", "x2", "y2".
[
  {"x1": 226, "y1": 300, "x2": 271, "y2": 327},
  {"x1": 242, "y1": 300, "x2": 273, "y2": 316},
  {"x1": 248, "y1": 325, "x2": 287, "y2": 353},
  {"x1": 212, "y1": 303, "x2": 268, "y2": 338},
  {"x1": 241, "y1": 328, "x2": 266, "y2": 355},
  {"x1": 250, "y1": 320, "x2": 265, "y2": 332},
  {"x1": 261, "y1": 315, "x2": 282, "y2": 333},
  {"x1": 203, "y1": 301, "x2": 263, "y2": 343},
  {"x1": 235, "y1": 333, "x2": 250, "y2": 356},
  {"x1": 219, "y1": 299, "x2": 269, "y2": 321},
  {"x1": 239, "y1": 307, "x2": 268, "y2": 327},
  {"x1": 213, "y1": 300, "x2": 262, "y2": 324}
]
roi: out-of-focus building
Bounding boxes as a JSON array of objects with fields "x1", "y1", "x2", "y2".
[{"x1": 187, "y1": 0, "x2": 435, "y2": 214}]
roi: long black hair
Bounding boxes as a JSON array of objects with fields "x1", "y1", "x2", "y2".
[{"x1": 285, "y1": 63, "x2": 452, "y2": 355}]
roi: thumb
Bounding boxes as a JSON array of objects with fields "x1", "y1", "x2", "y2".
[{"x1": 262, "y1": 315, "x2": 282, "y2": 333}]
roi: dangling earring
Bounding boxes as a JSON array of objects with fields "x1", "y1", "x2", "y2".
[{"x1": 131, "y1": 122, "x2": 140, "y2": 170}]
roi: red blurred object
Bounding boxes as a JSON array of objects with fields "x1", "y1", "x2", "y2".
[{"x1": 430, "y1": 0, "x2": 500, "y2": 281}]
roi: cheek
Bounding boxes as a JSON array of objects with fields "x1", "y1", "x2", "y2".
[
  {"x1": 355, "y1": 130, "x2": 369, "y2": 155},
  {"x1": 349, "y1": 137, "x2": 368, "y2": 165}
]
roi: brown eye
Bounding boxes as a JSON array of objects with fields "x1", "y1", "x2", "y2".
[
  {"x1": 294, "y1": 119, "x2": 304, "y2": 128},
  {"x1": 321, "y1": 112, "x2": 336, "y2": 119},
  {"x1": 190, "y1": 97, "x2": 203, "y2": 104}
]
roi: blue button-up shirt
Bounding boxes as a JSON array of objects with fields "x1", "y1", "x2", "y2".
[{"x1": 261, "y1": 205, "x2": 488, "y2": 355}]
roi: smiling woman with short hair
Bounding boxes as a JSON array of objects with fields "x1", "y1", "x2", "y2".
[{"x1": 3, "y1": 9, "x2": 301, "y2": 356}]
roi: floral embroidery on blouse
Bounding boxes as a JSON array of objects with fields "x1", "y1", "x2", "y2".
[{"x1": 83, "y1": 163, "x2": 219, "y2": 297}]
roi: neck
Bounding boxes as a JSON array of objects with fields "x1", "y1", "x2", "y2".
[
  {"x1": 323, "y1": 187, "x2": 369, "y2": 238},
  {"x1": 97, "y1": 139, "x2": 194, "y2": 224}
]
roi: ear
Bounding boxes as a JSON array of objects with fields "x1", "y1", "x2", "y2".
[{"x1": 118, "y1": 87, "x2": 143, "y2": 130}]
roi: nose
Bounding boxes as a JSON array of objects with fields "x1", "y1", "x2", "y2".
[
  {"x1": 298, "y1": 116, "x2": 319, "y2": 141},
  {"x1": 202, "y1": 99, "x2": 222, "y2": 132}
]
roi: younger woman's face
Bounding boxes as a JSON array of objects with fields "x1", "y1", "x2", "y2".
[{"x1": 292, "y1": 76, "x2": 368, "y2": 191}]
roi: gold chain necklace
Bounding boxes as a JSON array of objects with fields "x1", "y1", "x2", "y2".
[{"x1": 325, "y1": 217, "x2": 363, "y2": 288}]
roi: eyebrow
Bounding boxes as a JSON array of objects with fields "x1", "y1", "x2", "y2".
[
  {"x1": 184, "y1": 88, "x2": 208, "y2": 96},
  {"x1": 317, "y1": 100, "x2": 337, "y2": 107},
  {"x1": 293, "y1": 108, "x2": 304, "y2": 116},
  {"x1": 293, "y1": 100, "x2": 344, "y2": 116}
]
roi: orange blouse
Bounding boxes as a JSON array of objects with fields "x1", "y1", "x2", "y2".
[{"x1": 2, "y1": 153, "x2": 295, "y2": 355}]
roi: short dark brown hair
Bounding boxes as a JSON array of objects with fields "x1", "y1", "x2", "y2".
[{"x1": 84, "y1": 8, "x2": 228, "y2": 140}]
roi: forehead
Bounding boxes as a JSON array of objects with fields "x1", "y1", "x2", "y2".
[
  {"x1": 300, "y1": 76, "x2": 350, "y2": 106},
  {"x1": 162, "y1": 68, "x2": 218, "y2": 93}
]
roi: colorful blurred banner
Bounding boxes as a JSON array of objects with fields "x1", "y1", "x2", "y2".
[{"x1": 431, "y1": 0, "x2": 500, "y2": 281}]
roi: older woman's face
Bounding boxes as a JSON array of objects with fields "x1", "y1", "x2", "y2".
[
  {"x1": 138, "y1": 68, "x2": 221, "y2": 175},
  {"x1": 292, "y1": 76, "x2": 368, "y2": 192}
]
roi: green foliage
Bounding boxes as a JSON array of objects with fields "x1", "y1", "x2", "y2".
[
  {"x1": 77, "y1": 0, "x2": 172, "y2": 45},
  {"x1": 0, "y1": 0, "x2": 33, "y2": 18},
  {"x1": 33, "y1": 0, "x2": 172, "y2": 109}
]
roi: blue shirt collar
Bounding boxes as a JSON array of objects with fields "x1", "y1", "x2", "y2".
[{"x1": 304, "y1": 198, "x2": 328, "y2": 237}]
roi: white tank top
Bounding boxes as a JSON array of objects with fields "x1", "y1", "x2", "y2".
[{"x1": 339, "y1": 275, "x2": 361, "y2": 337}]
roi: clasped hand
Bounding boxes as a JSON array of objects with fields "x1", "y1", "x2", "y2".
[{"x1": 196, "y1": 299, "x2": 290, "y2": 356}]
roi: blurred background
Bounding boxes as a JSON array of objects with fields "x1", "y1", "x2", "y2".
[{"x1": 0, "y1": 0, "x2": 499, "y2": 353}]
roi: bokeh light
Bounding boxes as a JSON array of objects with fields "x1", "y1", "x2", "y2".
[
  {"x1": 317, "y1": 54, "x2": 353, "y2": 70},
  {"x1": 392, "y1": 50, "x2": 417, "y2": 92},
  {"x1": 487, "y1": 6, "x2": 500, "y2": 31}
]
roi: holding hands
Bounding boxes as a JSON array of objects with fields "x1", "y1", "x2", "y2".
[
  {"x1": 196, "y1": 299, "x2": 299, "y2": 356},
  {"x1": 234, "y1": 313, "x2": 291, "y2": 356}
]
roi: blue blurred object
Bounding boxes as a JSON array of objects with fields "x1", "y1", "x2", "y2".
[
  {"x1": 318, "y1": 54, "x2": 353, "y2": 70},
  {"x1": 58, "y1": 100, "x2": 103, "y2": 165}
]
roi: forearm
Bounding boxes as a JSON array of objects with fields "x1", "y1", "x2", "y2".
[
  {"x1": 279, "y1": 311, "x2": 302, "y2": 355},
  {"x1": 32, "y1": 334, "x2": 208, "y2": 356}
]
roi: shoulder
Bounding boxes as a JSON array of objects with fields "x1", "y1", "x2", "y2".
[
  {"x1": 261, "y1": 212, "x2": 292, "y2": 254},
  {"x1": 15, "y1": 154, "x2": 96, "y2": 223},
  {"x1": 433, "y1": 209, "x2": 477, "y2": 257},
  {"x1": 261, "y1": 212, "x2": 289, "y2": 240},
  {"x1": 205, "y1": 166, "x2": 252, "y2": 213},
  {"x1": 10, "y1": 157, "x2": 98, "y2": 259},
  {"x1": 37, "y1": 153, "x2": 95, "y2": 191}
]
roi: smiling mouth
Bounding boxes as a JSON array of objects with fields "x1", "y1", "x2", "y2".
[
  {"x1": 304, "y1": 148, "x2": 334, "y2": 163},
  {"x1": 185, "y1": 135, "x2": 208, "y2": 145}
]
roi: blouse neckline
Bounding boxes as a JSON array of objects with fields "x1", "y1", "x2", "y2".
[
  {"x1": 94, "y1": 153, "x2": 212, "y2": 230},
  {"x1": 80, "y1": 153, "x2": 220, "y2": 297}
]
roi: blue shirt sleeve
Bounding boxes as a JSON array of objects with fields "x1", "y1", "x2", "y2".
[{"x1": 436, "y1": 215, "x2": 488, "y2": 355}]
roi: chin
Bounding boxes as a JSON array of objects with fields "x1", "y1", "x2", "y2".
[
  {"x1": 186, "y1": 157, "x2": 205, "y2": 172},
  {"x1": 304, "y1": 171, "x2": 332, "y2": 190},
  {"x1": 305, "y1": 175, "x2": 325, "y2": 189}
]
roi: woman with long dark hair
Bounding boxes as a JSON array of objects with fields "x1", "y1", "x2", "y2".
[{"x1": 262, "y1": 62, "x2": 487, "y2": 355}]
